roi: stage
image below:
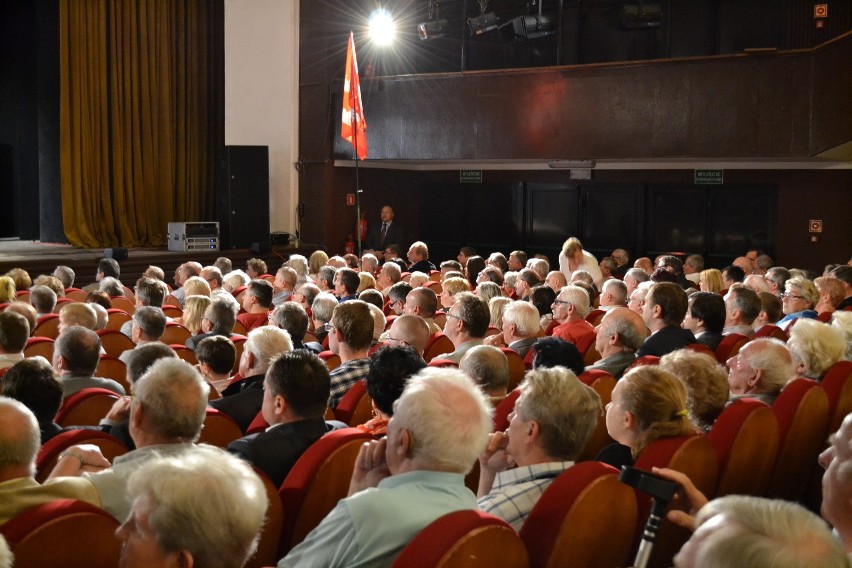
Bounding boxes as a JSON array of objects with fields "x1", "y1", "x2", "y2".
[{"x1": 0, "y1": 239, "x2": 315, "y2": 288}]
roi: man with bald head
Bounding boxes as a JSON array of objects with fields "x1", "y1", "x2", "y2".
[
  {"x1": 634, "y1": 257, "x2": 653, "y2": 276},
  {"x1": 386, "y1": 314, "x2": 431, "y2": 358},
  {"x1": 460, "y1": 345, "x2": 510, "y2": 402},
  {"x1": 403, "y1": 287, "x2": 441, "y2": 333},
  {"x1": 586, "y1": 307, "x2": 648, "y2": 378},
  {"x1": 732, "y1": 256, "x2": 753, "y2": 276},
  {"x1": 544, "y1": 271, "x2": 567, "y2": 293},
  {"x1": 726, "y1": 338, "x2": 793, "y2": 406}
]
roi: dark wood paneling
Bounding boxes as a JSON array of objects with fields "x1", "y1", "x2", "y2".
[{"x1": 646, "y1": 185, "x2": 707, "y2": 254}]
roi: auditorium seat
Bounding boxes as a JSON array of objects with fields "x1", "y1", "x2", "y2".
[
  {"x1": 23, "y1": 336, "x2": 54, "y2": 360},
  {"x1": 196, "y1": 408, "x2": 244, "y2": 448},
  {"x1": 170, "y1": 344, "x2": 199, "y2": 366},
  {"x1": 55, "y1": 387, "x2": 120, "y2": 428},
  {"x1": 161, "y1": 322, "x2": 192, "y2": 346},
  {"x1": 245, "y1": 468, "x2": 284, "y2": 568},
  {"x1": 753, "y1": 324, "x2": 788, "y2": 341},
  {"x1": 423, "y1": 332, "x2": 454, "y2": 362},
  {"x1": 576, "y1": 370, "x2": 616, "y2": 461},
  {"x1": 109, "y1": 295, "x2": 135, "y2": 315},
  {"x1": 821, "y1": 360, "x2": 852, "y2": 433},
  {"x1": 499, "y1": 347, "x2": 527, "y2": 391},
  {"x1": 427, "y1": 358, "x2": 458, "y2": 368},
  {"x1": 36, "y1": 429, "x2": 129, "y2": 483},
  {"x1": 96, "y1": 329, "x2": 135, "y2": 357},
  {"x1": 95, "y1": 356, "x2": 130, "y2": 392},
  {"x1": 334, "y1": 379, "x2": 373, "y2": 426},
  {"x1": 713, "y1": 333, "x2": 748, "y2": 365},
  {"x1": 32, "y1": 314, "x2": 60, "y2": 339},
  {"x1": 685, "y1": 342, "x2": 714, "y2": 356},
  {"x1": 493, "y1": 388, "x2": 521, "y2": 432},
  {"x1": 104, "y1": 308, "x2": 132, "y2": 331},
  {"x1": 318, "y1": 350, "x2": 341, "y2": 371}
]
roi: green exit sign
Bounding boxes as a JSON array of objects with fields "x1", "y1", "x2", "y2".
[
  {"x1": 694, "y1": 170, "x2": 724, "y2": 185},
  {"x1": 460, "y1": 170, "x2": 482, "y2": 183}
]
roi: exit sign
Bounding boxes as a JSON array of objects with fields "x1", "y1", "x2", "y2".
[{"x1": 694, "y1": 170, "x2": 724, "y2": 185}]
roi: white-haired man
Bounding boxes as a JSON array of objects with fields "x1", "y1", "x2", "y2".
[
  {"x1": 587, "y1": 307, "x2": 648, "y2": 379},
  {"x1": 726, "y1": 338, "x2": 794, "y2": 406},
  {"x1": 551, "y1": 285, "x2": 596, "y2": 354},
  {"x1": 279, "y1": 368, "x2": 493, "y2": 567},
  {"x1": 484, "y1": 300, "x2": 540, "y2": 358}
]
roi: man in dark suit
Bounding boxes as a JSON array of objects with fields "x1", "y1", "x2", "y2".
[
  {"x1": 637, "y1": 282, "x2": 696, "y2": 357},
  {"x1": 366, "y1": 205, "x2": 404, "y2": 254},
  {"x1": 210, "y1": 326, "x2": 293, "y2": 432},
  {"x1": 683, "y1": 292, "x2": 726, "y2": 351},
  {"x1": 227, "y1": 350, "x2": 343, "y2": 488}
]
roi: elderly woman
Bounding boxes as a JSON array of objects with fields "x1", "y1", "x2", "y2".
[
  {"x1": 659, "y1": 349, "x2": 729, "y2": 433},
  {"x1": 488, "y1": 296, "x2": 512, "y2": 329},
  {"x1": 814, "y1": 276, "x2": 845, "y2": 315},
  {"x1": 787, "y1": 319, "x2": 845, "y2": 381},
  {"x1": 831, "y1": 311, "x2": 852, "y2": 361},
  {"x1": 627, "y1": 281, "x2": 653, "y2": 315},
  {"x1": 598, "y1": 365, "x2": 694, "y2": 469},
  {"x1": 440, "y1": 276, "x2": 471, "y2": 311},
  {"x1": 699, "y1": 268, "x2": 724, "y2": 294},
  {"x1": 777, "y1": 276, "x2": 819, "y2": 330},
  {"x1": 357, "y1": 346, "x2": 426, "y2": 437}
]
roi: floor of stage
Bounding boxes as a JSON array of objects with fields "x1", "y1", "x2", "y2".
[{"x1": 0, "y1": 239, "x2": 312, "y2": 287}]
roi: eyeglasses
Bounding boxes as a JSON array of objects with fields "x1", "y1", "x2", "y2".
[
  {"x1": 782, "y1": 293, "x2": 805, "y2": 301},
  {"x1": 552, "y1": 299, "x2": 571, "y2": 305},
  {"x1": 387, "y1": 335, "x2": 410, "y2": 346},
  {"x1": 447, "y1": 312, "x2": 467, "y2": 324},
  {"x1": 324, "y1": 322, "x2": 336, "y2": 332}
]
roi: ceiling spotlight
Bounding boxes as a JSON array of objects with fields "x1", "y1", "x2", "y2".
[
  {"x1": 368, "y1": 8, "x2": 396, "y2": 46},
  {"x1": 467, "y1": 12, "x2": 499, "y2": 35},
  {"x1": 418, "y1": 19, "x2": 450, "y2": 40}
]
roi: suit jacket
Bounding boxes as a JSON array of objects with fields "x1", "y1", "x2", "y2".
[
  {"x1": 408, "y1": 260, "x2": 436, "y2": 273},
  {"x1": 210, "y1": 374, "x2": 265, "y2": 433},
  {"x1": 636, "y1": 326, "x2": 696, "y2": 358},
  {"x1": 695, "y1": 330, "x2": 723, "y2": 352},
  {"x1": 507, "y1": 336, "x2": 537, "y2": 359},
  {"x1": 586, "y1": 351, "x2": 637, "y2": 379},
  {"x1": 227, "y1": 418, "x2": 343, "y2": 488},
  {"x1": 366, "y1": 221, "x2": 404, "y2": 251}
]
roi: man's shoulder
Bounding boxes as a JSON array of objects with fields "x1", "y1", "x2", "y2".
[{"x1": 330, "y1": 357, "x2": 371, "y2": 376}]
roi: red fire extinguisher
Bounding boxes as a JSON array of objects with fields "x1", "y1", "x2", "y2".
[
  {"x1": 358, "y1": 212, "x2": 368, "y2": 242},
  {"x1": 344, "y1": 234, "x2": 355, "y2": 255}
]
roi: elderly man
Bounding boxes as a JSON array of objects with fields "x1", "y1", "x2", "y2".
[
  {"x1": 0, "y1": 311, "x2": 28, "y2": 370},
  {"x1": 2, "y1": 358, "x2": 67, "y2": 444},
  {"x1": 269, "y1": 302, "x2": 319, "y2": 352},
  {"x1": 407, "y1": 241, "x2": 436, "y2": 273},
  {"x1": 30, "y1": 285, "x2": 57, "y2": 320},
  {"x1": 637, "y1": 282, "x2": 695, "y2": 357},
  {"x1": 228, "y1": 351, "x2": 344, "y2": 487},
  {"x1": 170, "y1": 262, "x2": 200, "y2": 307},
  {"x1": 551, "y1": 285, "x2": 596, "y2": 355},
  {"x1": 477, "y1": 367, "x2": 601, "y2": 531},
  {"x1": 777, "y1": 275, "x2": 820, "y2": 330},
  {"x1": 726, "y1": 338, "x2": 793, "y2": 406},
  {"x1": 50, "y1": 358, "x2": 209, "y2": 521},
  {"x1": 376, "y1": 262, "x2": 402, "y2": 296},
  {"x1": 683, "y1": 254, "x2": 703, "y2": 285},
  {"x1": 237, "y1": 279, "x2": 275, "y2": 332},
  {"x1": 544, "y1": 270, "x2": 568, "y2": 294},
  {"x1": 599, "y1": 278, "x2": 628, "y2": 311},
  {"x1": 118, "y1": 445, "x2": 267, "y2": 568},
  {"x1": 460, "y1": 345, "x2": 510, "y2": 402},
  {"x1": 439, "y1": 292, "x2": 490, "y2": 364},
  {"x1": 484, "y1": 300, "x2": 540, "y2": 358},
  {"x1": 201, "y1": 265, "x2": 241, "y2": 314},
  {"x1": 211, "y1": 326, "x2": 293, "y2": 432},
  {"x1": 53, "y1": 264, "x2": 76, "y2": 288},
  {"x1": 722, "y1": 285, "x2": 761, "y2": 338},
  {"x1": 119, "y1": 306, "x2": 167, "y2": 365},
  {"x1": 0, "y1": 398, "x2": 104, "y2": 524},
  {"x1": 271, "y1": 266, "x2": 298, "y2": 306},
  {"x1": 53, "y1": 326, "x2": 126, "y2": 397},
  {"x1": 587, "y1": 307, "x2": 648, "y2": 379},
  {"x1": 624, "y1": 267, "x2": 649, "y2": 296},
  {"x1": 610, "y1": 248, "x2": 629, "y2": 279},
  {"x1": 515, "y1": 268, "x2": 542, "y2": 301},
  {"x1": 185, "y1": 297, "x2": 236, "y2": 351},
  {"x1": 820, "y1": 412, "x2": 852, "y2": 555},
  {"x1": 310, "y1": 292, "x2": 337, "y2": 344},
  {"x1": 327, "y1": 300, "x2": 374, "y2": 408},
  {"x1": 279, "y1": 367, "x2": 492, "y2": 567},
  {"x1": 120, "y1": 276, "x2": 166, "y2": 337},
  {"x1": 402, "y1": 287, "x2": 441, "y2": 334},
  {"x1": 634, "y1": 257, "x2": 653, "y2": 276},
  {"x1": 386, "y1": 314, "x2": 431, "y2": 358}
]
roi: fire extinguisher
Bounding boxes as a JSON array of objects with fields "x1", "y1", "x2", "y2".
[
  {"x1": 344, "y1": 234, "x2": 355, "y2": 255},
  {"x1": 358, "y1": 212, "x2": 368, "y2": 242}
]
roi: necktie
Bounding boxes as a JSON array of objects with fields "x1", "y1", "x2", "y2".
[{"x1": 380, "y1": 223, "x2": 388, "y2": 246}]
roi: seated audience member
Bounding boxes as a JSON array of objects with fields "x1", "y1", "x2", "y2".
[
  {"x1": 180, "y1": 295, "x2": 211, "y2": 337},
  {"x1": 367, "y1": 304, "x2": 386, "y2": 345},
  {"x1": 386, "y1": 314, "x2": 431, "y2": 359},
  {"x1": 223, "y1": 269, "x2": 250, "y2": 294},
  {"x1": 119, "y1": 276, "x2": 167, "y2": 337},
  {"x1": 315, "y1": 265, "x2": 337, "y2": 294},
  {"x1": 828, "y1": 265, "x2": 852, "y2": 309},
  {"x1": 99, "y1": 276, "x2": 124, "y2": 297},
  {"x1": 278, "y1": 367, "x2": 493, "y2": 567},
  {"x1": 656, "y1": 255, "x2": 691, "y2": 289},
  {"x1": 170, "y1": 263, "x2": 197, "y2": 307},
  {"x1": 610, "y1": 248, "x2": 630, "y2": 279},
  {"x1": 196, "y1": 336, "x2": 236, "y2": 395},
  {"x1": 272, "y1": 266, "x2": 298, "y2": 306},
  {"x1": 293, "y1": 282, "x2": 321, "y2": 313},
  {"x1": 376, "y1": 262, "x2": 402, "y2": 295},
  {"x1": 544, "y1": 271, "x2": 568, "y2": 294},
  {"x1": 86, "y1": 290, "x2": 113, "y2": 312},
  {"x1": 440, "y1": 260, "x2": 463, "y2": 278},
  {"x1": 659, "y1": 349, "x2": 729, "y2": 433},
  {"x1": 599, "y1": 278, "x2": 628, "y2": 310},
  {"x1": 484, "y1": 300, "x2": 540, "y2": 357},
  {"x1": 699, "y1": 268, "x2": 724, "y2": 294},
  {"x1": 815, "y1": 276, "x2": 845, "y2": 315},
  {"x1": 599, "y1": 256, "x2": 617, "y2": 281},
  {"x1": 732, "y1": 256, "x2": 753, "y2": 276},
  {"x1": 406, "y1": 271, "x2": 427, "y2": 290},
  {"x1": 528, "y1": 258, "x2": 550, "y2": 281},
  {"x1": 754, "y1": 254, "x2": 774, "y2": 276},
  {"x1": 0, "y1": 398, "x2": 104, "y2": 525},
  {"x1": 628, "y1": 281, "x2": 652, "y2": 316},
  {"x1": 440, "y1": 277, "x2": 471, "y2": 311},
  {"x1": 118, "y1": 445, "x2": 267, "y2": 568},
  {"x1": 5, "y1": 301, "x2": 37, "y2": 337},
  {"x1": 633, "y1": 257, "x2": 653, "y2": 276},
  {"x1": 334, "y1": 268, "x2": 361, "y2": 303},
  {"x1": 310, "y1": 292, "x2": 338, "y2": 344},
  {"x1": 270, "y1": 302, "x2": 317, "y2": 352},
  {"x1": 32, "y1": 274, "x2": 69, "y2": 298},
  {"x1": 721, "y1": 265, "x2": 745, "y2": 291},
  {"x1": 598, "y1": 366, "x2": 693, "y2": 469},
  {"x1": 439, "y1": 292, "x2": 490, "y2": 364},
  {"x1": 726, "y1": 338, "x2": 794, "y2": 406},
  {"x1": 831, "y1": 311, "x2": 852, "y2": 360},
  {"x1": 54, "y1": 264, "x2": 76, "y2": 289},
  {"x1": 2, "y1": 357, "x2": 67, "y2": 443},
  {"x1": 58, "y1": 301, "x2": 97, "y2": 334},
  {"x1": 777, "y1": 275, "x2": 820, "y2": 330},
  {"x1": 743, "y1": 274, "x2": 771, "y2": 294},
  {"x1": 559, "y1": 237, "x2": 603, "y2": 288},
  {"x1": 358, "y1": 346, "x2": 427, "y2": 437},
  {"x1": 587, "y1": 307, "x2": 648, "y2": 379},
  {"x1": 787, "y1": 319, "x2": 845, "y2": 381},
  {"x1": 514, "y1": 268, "x2": 542, "y2": 302},
  {"x1": 551, "y1": 285, "x2": 596, "y2": 354},
  {"x1": 29, "y1": 285, "x2": 57, "y2": 320},
  {"x1": 638, "y1": 282, "x2": 695, "y2": 357},
  {"x1": 765, "y1": 266, "x2": 791, "y2": 298},
  {"x1": 476, "y1": 281, "x2": 502, "y2": 305},
  {"x1": 819, "y1": 412, "x2": 852, "y2": 556},
  {"x1": 245, "y1": 258, "x2": 268, "y2": 280},
  {"x1": 327, "y1": 300, "x2": 374, "y2": 408},
  {"x1": 360, "y1": 253, "x2": 379, "y2": 276},
  {"x1": 89, "y1": 302, "x2": 108, "y2": 330},
  {"x1": 228, "y1": 350, "x2": 343, "y2": 488},
  {"x1": 530, "y1": 336, "x2": 585, "y2": 376},
  {"x1": 142, "y1": 264, "x2": 166, "y2": 282},
  {"x1": 650, "y1": 267, "x2": 679, "y2": 284},
  {"x1": 508, "y1": 251, "x2": 527, "y2": 273},
  {"x1": 460, "y1": 345, "x2": 510, "y2": 403},
  {"x1": 529, "y1": 284, "x2": 556, "y2": 332},
  {"x1": 488, "y1": 296, "x2": 511, "y2": 330},
  {"x1": 683, "y1": 254, "x2": 703, "y2": 285},
  {"x1": 53, "y1": 326, "x2": 125, "y2": 397},
  {"x1": 753, "y1": 291, "x2": 784, "y2": 332},
  {"x1": 386, "y1": 281, "x2": 413, "y2": 316},
  {"x1": 181, "y1": 275, "x2": 212, "y2": 298},
  {"x1": 0, "y1": 311, "x2": 28, "y2": 370},
  {"x1": 215, "y1": 256, "x2": 233, "y2": 275},
  {"x1": 457, "y1": 246, "x2": 477, "y2": 268},
  {"x1": 477, "y1": 367, "x2": 601, "y2": 531},
  {"x1": 211, "y1": 326, "x2": 293, "y2": 432},
  {"x1": 463, "y1": 256, "x2": 486, "y2": 288},
  {"x1": 186, "y1": 297, "x2": 237, "y2": 351},
  {"x1": 237, "y1": 279, "x2": 275, "y2": 332},
  {"x1": 683, "y1": 292, "x2": 726, "y2": 351},
  {"x1": 358, "y1": 288, "x2": 385, "y2": 310},
  {"x1": 403, "y1": 287, "x2": 441, "y2": 333},
  {"x1": 50, "y1": 358, "x2": 209, "y2": 521},
  {"x1": 0, "y1": 275, "x2": 15, "y2": 303},
  {"x1": 501, "y1": 271, "x2": 518, "y2": 299},
  {"x1": 624, "y1": 267, "x2": 649, "y2": 295},
  {"x1": 486, "y1": 252, "x2": 509, "y2": 275},
  {"x1": 307, "y1": 251, "x2": 328, "y2": 281},
  {"x1": 201, "y1": 265, "x2": 240, "y2": 314},
  {"x1": 478, "y1": 265, "x2": 504, "y2": 287},
  {"x1": 119, "y1": 306, "x2": 167, "y2": 364},
  {"x1": 98, "y1": 343, "x2": 179, "y2": 450}
]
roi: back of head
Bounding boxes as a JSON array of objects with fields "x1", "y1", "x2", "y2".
[
  {"x1": 29, "y1": 285, "x2": 57, "y2": 313},
  {"x1": 358, "y1": 289, "x2": 384, "y2": 310},
  {"x1": 133, "y1": 306, "x2": 167, "y2": 340},
  {"x1": 691, "y1": 495, "x2": 849, "y2": 568},
  {"x1": 531, "y1": 336, "x2": 585, "y2": 375},
  {"x1": 195, "y1": 336, "x2": 235, "y2": 376},
  {"x1": 502, "y1": 300, "x2": 540, "y2": 337},
  {"x1": 271, "y1": 302, "x2": 309, "y2": 343},
  {"x1": 529, "y1": 285, "x2": 556, "y2": 317},
  {"x1": 182, "y1": 276, "x2": 211, "y2": 298},
  {"x1": 831, "y1": 311, "x2": 852, "y2": 360},
  {"x1": 619, "y1": 366, "x2": 692, "y2": 457},
  {"x1": 311, "y1": 292, "x2": 338, "y2": 323},
  {"x1": 205, "y1": 297, "x2": 237, "y2": 335},
  {"x1": 459, "y1": 345, "x2": 510, "y2": 397},
  {"x1": 266, "y1": 350, "x2": 330, "y2": 419},
  {"x1": 99, "y1": 276, "x2": 124, "y2": 297},
  {"x1": 54, "y1": 265, "x2": 76, "y2": 288},
  {"x1": 562, "y1": 236, "x2": 584, "y2": 257},
  {"x1": 125, "y1": 445, "x2": 267, "y2": 568},
  {"x1": 0, "y1": 398, "x2": 40, "y2": 474},
  {"x1": 99, "y1": 257, "x2": 120, "y2": 278},
  {"x1": 599, "y1": 307, "x2": 648, "y2": 353},
  {"x1": 55, "y1": 325, "x2": 101, "y2": 375},
  {"x1": 658, "y1": 255, "x2": 684, "y2": 275},
  {"x1": 245, "y1": 326, "x2": 293, "y2": 374},
  {"x1": 366, "y1": 346, "x2": 426, "y2": 415},
  {"x1": 368, "y1": 304, "x2": 386, "y2": 341},
  {"x1": 247, "y1": 279, "x2": 274, "y2": 309},
  {"x1": 60, "y1": 302, "x2": 97, "y2": 330},
  {"x1": 648, "y1": 282, "x2": 688, "y2": 326},
  {"x1": 126, "y1": 343, "x2": 178, "y2": 384},
  {"x1": 5, "y1": 269, "x2": 31, "y2": 292},
  {"x1": 741, "y1": 338, "x2": 794, "y2": 394},
  {"x1": 757, "y1": 291, "x2": 783, "y2": 324},
  {"x1": 0, "y1": 311, "x2": 30, "y2": 353},
  {"x1": 441, "y1": 277, "x2": 469, "y2": 297},
  {"x1": 724, "y1": 265, "x2": 746, "y2": 284},
  {"x1": 2, "y1": 357, "x2": 64, "y2": 425},
  {"x1": 409, "y1": 287, "x2": 438, "y2": 317},
  {"x1": 388, "y1": 314, "x2": 431, "y2": 356},
  {"x1": 393, "y1": 367, "x2": 492, "y2": 473},
  {"x1": 135, "y1": 276, "x2": 166, "y2": 307},
  {"x1": 332, "y1": 300, "x2": 374, "y2": 350},
  {"x1": 659, "y1": 349, "x2": 729, "y2": 432},
  {"x1": 625, "y1": 268, "x2": 649, "y2": 284},
  {"x1": 787, "y1": 319, "x2": 845, "y2": 380},
  {"x1": 134, "y1": 358, "x2": 209, "y2": 442},
  {"x1": 246, "y1": 258, "x2": 268, "y2": 277},
  {"x1": 0, "y1": 276, "x2": 16, "y2": 303},
  {"x1": 453, "y1": 292, "x2": 490, "y2": 338},
  {"x1": 689, "y1": 292, "x2": 726, "y2": 334},
  {"x1": 561, "y1": 285, "x2": 591, "y2": 318},
  {"x1": 603, "y1": 279, "x2": 628, "y2": 305},
  {"x1": 516, "y1": 367, "x2": 602, "y2": 460}
]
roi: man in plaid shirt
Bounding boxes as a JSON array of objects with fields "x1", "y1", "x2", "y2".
[{"x1": 327, "y1": 300, "x2": 373, "y2": 409}]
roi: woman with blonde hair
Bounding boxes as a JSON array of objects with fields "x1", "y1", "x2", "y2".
[
  {"x1": 699, "y1": 268, "x2": 724, "y2": 294},
  {"x1": 308, "y1": 250, "x2": 329, "y2": 280},
  {"x1": 180, "y1": 295, "x2": 212, "y2": 336},
  {"x1": 488, "y1": 296, "x2": 512, "y2": 329},
  {"x1": 357, "y1": 272, "x2": 377, "y2": 294},
  {"x1": 599, "y1": 365, "x2": 694, "y2": 468},
  {"x1": 0, "y1": 276, "x2": 16, "y2": 304}
]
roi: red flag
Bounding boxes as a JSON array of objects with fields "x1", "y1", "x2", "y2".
[{"x1": 341, "y1": 32, "x2": 368, "y2": 160}]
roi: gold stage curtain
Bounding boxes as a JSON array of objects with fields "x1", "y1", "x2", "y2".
[{"x1": 60, "y1": 0, "x2": 214, "y2": 248}]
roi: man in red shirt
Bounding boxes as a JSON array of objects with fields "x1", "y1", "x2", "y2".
[{"x1": 550, "y1": 285, "x2": 596, "y2": 355}]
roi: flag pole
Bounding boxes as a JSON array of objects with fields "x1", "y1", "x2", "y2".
[{"x1": 354, "y1": 108, "x2": 362, "y2": 259}]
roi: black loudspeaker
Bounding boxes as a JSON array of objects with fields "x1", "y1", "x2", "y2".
[
  {"x1": 104, "y1": 247, "x2": 128, "y2": 261},
  {"x1": 217, "y1": 146, "x2": 270, "y2": 249}
]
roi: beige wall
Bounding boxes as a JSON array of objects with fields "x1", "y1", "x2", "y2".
[{"x1": 225, "y1": 0, "x2": 299, "y2": 237}]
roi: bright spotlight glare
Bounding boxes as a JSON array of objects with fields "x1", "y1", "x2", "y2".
[{"x1": 368, "y1": 9, "x2": 396, "y2": 46}]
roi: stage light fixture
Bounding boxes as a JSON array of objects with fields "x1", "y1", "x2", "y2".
[
  {"x1": 418, "y1": 19, "x2": 450, "y2": 40},
  {"x1": 467, "y1": 12, "x2": 499, "y2": 35},
  {"x1": 368, "y1": 8, "x2": 396, "y2": 46},
  {"x1": 512, "y1": 14, "x2": 555, "y2": 39}
]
